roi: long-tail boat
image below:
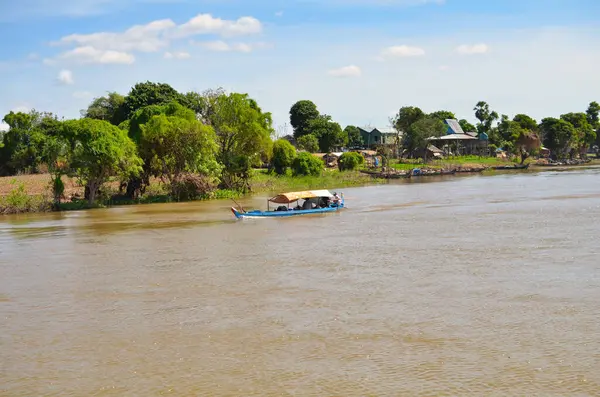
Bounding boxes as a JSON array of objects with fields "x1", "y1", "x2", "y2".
[{"x1": 231, "y1": 189, "x2": 344, "y2": 219}]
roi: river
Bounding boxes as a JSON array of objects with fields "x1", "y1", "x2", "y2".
[{"x1": 1, "y1": 167, "x2": 600, "y2": 396}]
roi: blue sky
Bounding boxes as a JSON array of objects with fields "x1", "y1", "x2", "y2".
[{"x1": 1, "y1": 0, "x2": 599, "y2": 134}]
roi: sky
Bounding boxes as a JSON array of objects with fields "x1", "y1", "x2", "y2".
[{"x1": 1, "y1": 0, "x2": 599, "y2": 135}]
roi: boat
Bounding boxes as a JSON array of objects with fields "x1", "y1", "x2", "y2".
[{"x1": 231, "y1": 189, "x2": 345, "y2": 219}]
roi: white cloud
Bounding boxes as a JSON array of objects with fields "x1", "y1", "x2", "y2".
[
  {"x1": 164, "y1": 51, "x2": 191, "y2": 59},
  {"x1": 57, "y1": 69, "x2": 74, "y2": 85},
  {"x1": 54, "y1": 19, "x2": 175, "y2": 53},
  {"x1": 328, "y1": 65, "x2": 362, "y2": 77},
  {"x1": 197, "y1": 40, "x2": 269, "y2": 53},
  {"x1": 72, "y1": 91, "x2": 93, "y2": 99},
  {"x1": 456, "y1": 43, "x2": 489, "y2": 55},
  {"x1": 380, "y1": 45, "x2": 425, "y2": 59},
  {"x1": 169, "y1": 14, "x2": 262, "y2": 39},
  {"x1": 58, "y1": 46, "x2": 135, "y2": 64},
  {"x1": 47, "y1": 13, "x2": 263, "y2": 65}
]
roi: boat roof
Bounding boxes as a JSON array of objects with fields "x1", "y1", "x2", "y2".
[{"x1": 269, "y1": 189, "x2": 334, "y2": 204}]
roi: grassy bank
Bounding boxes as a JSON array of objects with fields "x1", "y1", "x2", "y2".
[
  {"x1": 0, "y1": 169, "x2": 383, "y2": 215},
  {"x1": 390, "y1": 155, "x2": 523, "y2": 171}
]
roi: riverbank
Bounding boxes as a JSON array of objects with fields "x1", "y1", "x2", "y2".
[
  {"x1": 0, "y1": 169, "x2": 383, "y2": 215},
  {"x1": 2, "y1": 157, "x2": 598, "y2": 215}
]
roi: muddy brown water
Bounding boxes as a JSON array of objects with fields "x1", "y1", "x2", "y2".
[{"x1": 1, "y1": 167, "x2": 600, "y2": 396}]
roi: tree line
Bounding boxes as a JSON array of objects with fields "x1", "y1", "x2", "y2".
[
  {"x1": 0, "y1": 82, "x2": 276, "y2": 204},
  {"x1": 388, "y1": 101, "x2": 600, "y2": 163},
  {"x1": 2, "y1": 87, "x2": 598, "y2": 205}
]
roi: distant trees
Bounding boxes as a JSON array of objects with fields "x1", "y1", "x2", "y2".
[
  {"x1": 338, "y1": 152, "x2": 364, "y2": 171},
  {"x1": 271, "y1": 139, "x2": 296, "y2": 175},
  {"x1": 344, "y1": 125, "x2": 363, "y2": 148},
  {"x1": 292, "y1": 152, "x2": 323, "y2": 176},
  {"x1": 288, "y1": 100, "x2": 346, "y2": 153}
]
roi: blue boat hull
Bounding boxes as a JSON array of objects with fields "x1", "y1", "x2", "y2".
[{"x1": 231, "y1": 203, "x2": 344, "y2": 219}]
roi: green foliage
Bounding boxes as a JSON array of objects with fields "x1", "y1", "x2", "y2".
[
  {"x1": 473, "y1": 101, "x2": 499, "y2": 135},
  {"x1": 0, "y1": 179, "x2": 51, "y2": 214},
  {"x1": 458, "y1": 119, "x2": 476, "y2": 133},
  {"x1": 338, "y1": 152, "x2": 365, "y2": 171},
  {"x1": 429, "y1": 110, "x2": 456, "y2": 121},
  {"x1": 297, "y1": 134, "x2": 319, "y2": 153},
  {"x1": 289, "y1": 100, "x2": 319, "y2": 138},
  {"x1": 292, "y1": 152, "x2": 324, "y2": 176},
  {"x1": 271, "y1": 139, "x2": 297, "y2": 175},
  {"x1": 123, "y1": 81, "x2": 185, "y2": 119},
  {"x1": 539, "y1": 117, "x2": 576, "y2": 159},
  {"x1": 401, "y1": 116, "x2": 447, "y2": 157},
  {"x1": 201, "y1": 92, "x2": 273, "y2": 189},
  {"x1": 308, "y1": 115, "x2": 346, "y2": 153},
  {"x1": 560, "y1": 112, "x2": 596, "y2": 152},
  {"x1": 344, "y1": 125, "x2": 363, "y2": 147},
  {"x1": 140, "y1": 114, "x2": 220, "y2": 190},
  {"x1": 513, "y1": 114, "x2": 538, "y2": 131},
  {"x1": 392, "y1": 106, "x2": 425, "y2": 133},
  {"x1": 82, "y1": 92, "x2": 127, "y2": 126},
  {"x1": 62, "y1": 118, "x2": 143, "y2": 204},
  {"x1": 0, "y1": 110, "x2": 58, "y2": 175},
  {"x1": 586, "y1": 101, "x2": 600, "y2": 129}
]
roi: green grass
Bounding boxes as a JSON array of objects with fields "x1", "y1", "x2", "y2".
[
  {"x1": 249, "y1": 168, "x2": 384, "y2": 194},
  {"x1": 390, "y1": 155, "x2": 521, "y2": 171}
]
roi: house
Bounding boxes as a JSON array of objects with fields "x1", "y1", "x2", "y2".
[
  {"x1": 358, "y1": 127, "x2": 398, "y2": 148},
  {"x1": 426, "y1": 119, "x2": 489, "y2": 156}
]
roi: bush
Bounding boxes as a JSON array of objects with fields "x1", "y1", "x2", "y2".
[
  {"x1": 297, "y1": 134, "x2": 319, "y2": 153},
  {"x1": 338, "y1": 152, "x2": 364, "y2": 171},
  {"x1": 0, "y1": 179, "x2": 52, "y2": 214},
  {"x1": 170, "y1": 173, "x2": 217, "y2": 201},
  {"x1": 271, "y1": 139, "x2": 297, "y2": 175},
  {"x1": 292, "y1": 152, "x2": 324, "y2": 176}
]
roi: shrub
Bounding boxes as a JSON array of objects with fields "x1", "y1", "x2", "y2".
[
  {"x1": 338, "y1": 152, "x2": 364, "y2": 171},
  {"x1": 170, "y1": 173, "x2": 217, "y2": 201},
  {"x1": 271, "y1": 139, "x2": 297, "y2": 175},
  {"x1": 297, "y1": 134, "x2": 319, "y2": 153},
  {"x1": 292, "y1": 152, "x2": 324, "y2": 176}
]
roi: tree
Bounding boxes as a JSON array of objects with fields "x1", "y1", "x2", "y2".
[
  {"x1": 292, "y1": 152, "x2": 323, "y2": 176},
  {"x1": 586, "y1": 101, "x2": 600, "y2": 129},
  {"x1": 338, "y1": 152, "x2": 364, "y2": 171},
  {"x1": 458, "y1": 119, "x2": 476, "y2": 133},
  {"x1": 539, "y1": 118, "x2": 576, "y2": 159},
  {"x1": 297, "y1": 134, "x2": 319, "y2": 153},
  {"x1": 391, "y1": 106, "x2": 425, "y2": 133},
  {"x1": 473, "y1": 101, "x2": 499, "y2": 136},
  {"x1": 401, "y1": 116, "x2": 446, "y2": 159},
  {"x1": 429, "y1": 110, "x2": 456, "y2": 122},
  {"x1": 496, "y1": 115, "x2": 523, "y2": 154},
  {"x1": 82, "y1": 92, "x2": 127, "y2": 126},
  {"x1": 41, "y1": 134, "x2": 70, "y2": 205},
  {"x1": 308, "y1": 115, "x2": 346, "y2": 153},
  {"x1": 513, "y1": 114, "x2": 538, "y2": 132},
  {"x1": 0, "y1": 110, "x2": 56, "y2": 175},
  {"x1": 344, "y1": 125, "x2": 363, "y2": 148},
  {"x1": 515, "y1": 131, "x2": 541, "y2": 164},
  {"x1": 271, "y1": 139, "x2": 297, "y2": 175},
  {"x1": 289, "y1": 100, "x2": 319, "y2": 138},
  {"x1": 200, "y1": 91, "x2": 274, "y2": 190},
  {"x1": 123, "y1": 81, "x2": 185, "y2": 120},
  {"x1": 62, "y1": 118, "x2": 143, "y2": 204},
  {"x1": 560, "y1": 112, "x2": 596, "y2": 156},
  {"x1": 140, "y1": 114, "x2": 220, "y2": 198}
]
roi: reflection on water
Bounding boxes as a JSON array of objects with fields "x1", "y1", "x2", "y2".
[{"x1": 1, "y1": 167, "x2": 600, "y2": 396}]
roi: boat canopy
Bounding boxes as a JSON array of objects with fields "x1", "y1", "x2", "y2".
[{"x1": 268, "y1": 189, "x2": 334, "y2": 204}]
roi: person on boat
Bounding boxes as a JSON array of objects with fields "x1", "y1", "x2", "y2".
[{"x1": 332, "y1": 192, "x2": 341, "y2": 205}]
